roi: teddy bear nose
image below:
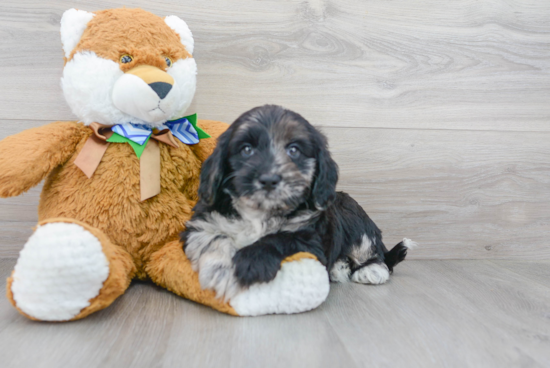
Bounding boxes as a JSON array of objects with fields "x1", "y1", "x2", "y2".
[{"x1": 148, "y1": 82, "x2": 172, "y2": 99}]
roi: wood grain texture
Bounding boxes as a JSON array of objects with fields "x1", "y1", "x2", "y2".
[
  {"x1": 1, "y1": 1, "x2": 549, "y2": 258},
  {"x1": 332, "y1": 126, "x2": 550, "y2": 260},
  {"x1": 2, "y1": 120, "x2": 549, "y2": 259},
  {"x1": 1, "y1": 258, "x2": 549, "y2": 367},
  {"x1": 0, "y1": 0, "x2": 549, "y2": 131}
]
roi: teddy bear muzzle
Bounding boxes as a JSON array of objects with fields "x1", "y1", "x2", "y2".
[{"x1": 112, "y1": 64, "x2": 178, "y2": 124}]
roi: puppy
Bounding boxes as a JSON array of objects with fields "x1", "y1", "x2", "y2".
[{"x1": 182, "y1": 105, "x2": 415, "y2": 299}]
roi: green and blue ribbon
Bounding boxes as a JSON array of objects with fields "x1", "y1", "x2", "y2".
[{"x1": 106, "y1": 113, "x2": 210, "y2": 158}]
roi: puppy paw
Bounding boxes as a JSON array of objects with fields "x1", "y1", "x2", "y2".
[
  {"x1": 351, "y1": 263, "x2": 390, "y2": 285},
  {"x1": 233, "y1": 245, "x2": 282, "y2": 287},
  {"x1": 197, "y1": 253, "x2": 240, "y2": 300}
]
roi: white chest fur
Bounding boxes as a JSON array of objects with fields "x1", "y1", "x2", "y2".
[
  {"x1": 185, "y1": 208, "x2": 318, "y2": 258},
  {"x1": 188, "y1": 211, "x2": 301, "y2": 249}
]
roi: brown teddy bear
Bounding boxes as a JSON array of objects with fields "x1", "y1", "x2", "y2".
[{"x1": 0, "y1": 8, "x2": 329, "y2": 321}]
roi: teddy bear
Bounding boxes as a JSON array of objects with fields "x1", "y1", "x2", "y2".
[{"x1": 0, "y1": 8, "x2": 329, "y2": 321}]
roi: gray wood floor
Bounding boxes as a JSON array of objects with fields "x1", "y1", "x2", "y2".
[{"x1": 1, "y1": 258, "x2": 549, "y2": 368}]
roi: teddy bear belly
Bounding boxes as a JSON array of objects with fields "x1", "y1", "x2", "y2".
[{"x1": 37, "y1": 143, "x2": 200, "y2": 278}]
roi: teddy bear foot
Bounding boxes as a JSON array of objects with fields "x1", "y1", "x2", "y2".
[
  {"x1": 8, "y1": 222, "x2": 108, "y2": 321},
  {"x1": 229, "y1": 252, "x2": 330, "y2": 316},
  {"x1": 7, "y1": 219, "x2": 135, "y2": 321}
]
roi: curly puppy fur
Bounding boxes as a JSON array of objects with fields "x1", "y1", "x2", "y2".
[{"x1": 182, "y1": 105, "x2": 415, "y2": 299}]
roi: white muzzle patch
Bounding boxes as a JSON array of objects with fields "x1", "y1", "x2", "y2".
[{"x1": 112, "y1": 73, "x2": 178, "y2": 124}]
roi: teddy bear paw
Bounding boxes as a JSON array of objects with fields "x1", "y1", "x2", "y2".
[
  {"x1": 229, "y1": 253, "x2": 330, "y2": 316},
  {"x1": 10, "y1": 222, "x2": 109, "y2": 321}
]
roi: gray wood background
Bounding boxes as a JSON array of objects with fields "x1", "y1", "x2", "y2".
[{"x1": 1, "y1": 0, "x2": 549, "y2": 259}]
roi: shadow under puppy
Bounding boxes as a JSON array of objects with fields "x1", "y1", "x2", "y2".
[{"x1": 182, "y1": 105, "x2": 415, "y2": 299}]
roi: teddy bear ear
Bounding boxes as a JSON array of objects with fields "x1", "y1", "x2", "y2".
[
  {"x1": 60, "y1": 8, "x2": 95, "y2": 59},
  {"x1": 164, "y1": 16, "x2": 194, "y2": 55}
]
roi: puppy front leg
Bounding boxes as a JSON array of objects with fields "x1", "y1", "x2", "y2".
[
  {"x1": 233, "y1": 230, "x2": 326, "y2": 288},
  {"x1": 185, "y1": 234, "x2": 240, "y2": 300}
]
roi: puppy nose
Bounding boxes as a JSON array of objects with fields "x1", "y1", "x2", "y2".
[
  {"x1": 148, "y1": 82, "x2": 172, "y2": 99},
  {"x1": 259, "y1": 174, "x2": 282, "y2": 190}
]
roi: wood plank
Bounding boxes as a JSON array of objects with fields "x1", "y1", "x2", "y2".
[
  {"x1": 490, "y1": 260, "x2": 550, "y2": 289},
  {"x1": 1, "y1": 121, "x2": 550, "y2": 259},
  {"x1": 0, "y1": 119, "x2": 45, "y2": 137},
  {"x1": 0, "y1": 1, "x2": 549, "y2": 131},
  {"x1": 330, "y1": 126, "x2": 550, "y2": 260},
  {"x1": 1, "y1": 259, "x2": 549, "y2": 367},
  {"x1": 422, "y1": 260, "x2": 550, "y2": 366},
  {"x1": 0, "y1": 179, "x2": 40, "y2": 257},
  {"x1": 159, "y1": 297, "x2": 357, "y2": 368},
  {"x1": 323, "y1": 259, "x2": 550, "y2": 368},
  {"x1": 0, "y1": 222, "x2": 36, "y2": 258},
  {"x1": 0, "y1": 258, "x2": 357, "y2": 368}
]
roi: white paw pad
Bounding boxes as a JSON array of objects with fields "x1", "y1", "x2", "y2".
[
  {"x1": 230, "y1": 258, "x2": 330, "y2": 316},
  {"x1": 11, "y1": 223, "x2": 109, "y2": 321},
  {"x1": 351, "y1": 263, "x2": 390, "y2": 285}
]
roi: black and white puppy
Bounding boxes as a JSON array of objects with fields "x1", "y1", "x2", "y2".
[{"x1": 182, "y1": 105, "x2": 415, "y2": 299}]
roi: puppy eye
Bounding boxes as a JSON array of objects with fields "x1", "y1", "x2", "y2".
[
  {"x1": 241, "y1": 144, "x2": 254, "y2": 158},
  {"x1": 286, "y1": 145, "x2": 301, "y2": 159},
  {"x1": 165, "y1": 56, "x2": 173, "y2": 68},
  {"x1": 120, "y1": 54, "x2": 133, "y2": 64}
]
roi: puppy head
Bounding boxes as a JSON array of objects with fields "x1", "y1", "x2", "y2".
[
  {"x1": 60, "y1": 8, "x2": 196, "y2": 127},
  {"x1": 200, "y1": 105, "x2": 339, "y2": 215}
]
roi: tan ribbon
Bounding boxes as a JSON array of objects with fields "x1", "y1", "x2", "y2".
[
  {"x1": 140, "y1": 139, "x2": 160, "y2": 201},
  {"x1": 74, "y1": 123, "x2": 179, "y2": 201}
]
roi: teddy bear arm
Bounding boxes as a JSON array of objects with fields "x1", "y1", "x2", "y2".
[{"x1": 0, "y1": 121, "x2": 85, "y2": 198}]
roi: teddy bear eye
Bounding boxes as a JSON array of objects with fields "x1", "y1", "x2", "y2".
[
  {"x1": 120, "y1": 54, "x2": 133, "y2": 64},
  {"x1": 165, "y1": 57, "x2": 173, "y2": 68}
]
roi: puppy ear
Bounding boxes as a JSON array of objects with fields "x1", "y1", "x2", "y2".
[
  {"x1": 199, "y1": 129, "x2": 231, "y2": 205},
  {"x1": 311, "y1": 134, "x2": 339, "y2": 209}
]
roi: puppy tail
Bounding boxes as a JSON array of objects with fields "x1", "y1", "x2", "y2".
[{"x1": 384, "y1": 238, "x2": 417, "y2": 273}]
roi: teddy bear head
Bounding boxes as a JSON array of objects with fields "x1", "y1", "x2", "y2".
[{"x1": 60, "y1": 8, "x2": 196, "y2": 127}]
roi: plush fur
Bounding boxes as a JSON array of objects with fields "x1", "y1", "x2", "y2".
[
  {"x1": 183, "y1": 105, "x2": 415, "y2": 298},
  {"x1": 2, "y1": 8, "x2": 229, "y2": 320},
  {"x1": 62, "y1": 8, "x2": 196, "y2": 126},
  {"x1": 3, "y1": 8, "x2": 329, "y2": 321}
]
